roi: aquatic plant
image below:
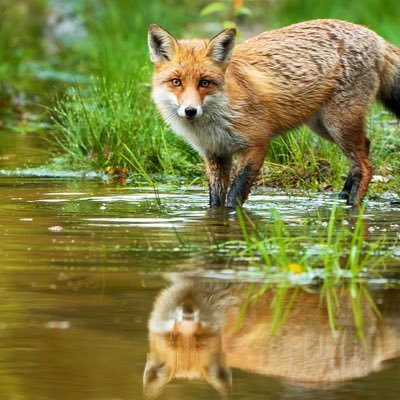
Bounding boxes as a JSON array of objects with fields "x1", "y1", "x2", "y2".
[
  {"x1": 235, "y1": 205, "x2": 389, "y2": 279},
  {"x1": 229, "y1": 205, "x2": 394, "y2": 337}
]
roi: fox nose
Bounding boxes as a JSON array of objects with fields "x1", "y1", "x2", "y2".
[
  {"x1": 175, "y1": 303, "x2": 200, "y2": 322},
  {"x1": 184, "y1": 107, "x2": 197, "y2": 118},
  {"x1": 182, "y1": 302, "x2": 195, "y2": 319}
]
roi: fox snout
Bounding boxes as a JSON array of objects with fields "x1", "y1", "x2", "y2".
[
  {"x1": 174, "y1": 302, "x2": 200, "y2": 322},
  {"x1": 177, "y1": 105, "x2": 203, "y2": 119},
  {"x1": 174, "y1": 303, "x2": 201, "y2": 334}
]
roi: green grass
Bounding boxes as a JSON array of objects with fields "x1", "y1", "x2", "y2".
[
  {"x1": 265, "y1": 0, "x2": 400, "y2": 45},
  {"x1": 234, "y1": 205, "x2": 390, "y2": 279},
  {"x1": 54, "y1": 78, "x2": 199, "y2": 180},
  {"x1": 262, "y1": 127, "x2": 347, "y2": 190},
  {"x1": 0, "y1": 0, "x2": 47, "y2": 127},
  {"x1": 231, "y1": 205, "x2": 393, "y2": 337},
  {"x1": 0, "y1": 0, "x2": 47, "y2": 85},
  {"x1": 52, "y1": 0, "x2": 201, "y2": 180}
]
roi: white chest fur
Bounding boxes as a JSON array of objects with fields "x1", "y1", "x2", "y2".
[{"x1": 152, "y1": 88, "x2": 246, "y2": 157}]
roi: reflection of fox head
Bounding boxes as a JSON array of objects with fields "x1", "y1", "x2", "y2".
[{"x1": 143, "y1": 279, "x2": 236, "y2": 398}]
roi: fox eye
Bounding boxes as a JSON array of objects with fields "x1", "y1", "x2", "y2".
[
  {"x1": 171, "y1": 78, "x2": 181, "y2": 86},
  {"x1": 199, "y1": 79, "x2": 211, "y2": 88}
]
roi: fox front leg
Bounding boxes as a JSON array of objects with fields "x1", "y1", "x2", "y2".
[
  {"x1": 227, "y1": 145, "x2": 268, "y2": 208},
  {"x1": 204, "y1": 155, "x2": 232, "y2": 207}
]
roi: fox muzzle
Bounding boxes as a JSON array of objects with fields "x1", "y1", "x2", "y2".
[{"x1": 177, "y1": 105, "x2": 203, "y2": 119}]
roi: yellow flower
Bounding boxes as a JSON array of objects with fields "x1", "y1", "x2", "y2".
[{"x1": 288, "y1": 263, "x2": 305, "y2": 274}]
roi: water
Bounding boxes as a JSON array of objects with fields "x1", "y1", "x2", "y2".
[{"x1": 1, "y1": 130, "x2": 400, "y2": 399}]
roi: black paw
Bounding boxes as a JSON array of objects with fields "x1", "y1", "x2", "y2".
[{"x1": 337, "y1": 190, "x2": 350, "y2": 200}]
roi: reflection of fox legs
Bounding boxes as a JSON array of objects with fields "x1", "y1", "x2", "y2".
[{"x1": 144, "y1": 278, "x2": 400, "y2": 397}]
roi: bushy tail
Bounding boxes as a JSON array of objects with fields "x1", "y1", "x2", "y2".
[{"x1": 380, "y1": 44, "x2": 400, "y2": 118}]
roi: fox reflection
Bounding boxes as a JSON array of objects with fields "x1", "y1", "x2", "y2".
[{"x1": 143, "y1": 276, "x2": 400, "y2": 398}]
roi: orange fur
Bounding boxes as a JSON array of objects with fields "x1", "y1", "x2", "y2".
[
  {"x1": 148, "y1": 20, "x2": 400, "y2": 207},
  {"x1": 144, "y1": 278, "x2": 400, "y2": 397}
]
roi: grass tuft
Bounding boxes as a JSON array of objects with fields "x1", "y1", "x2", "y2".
[
  {"x1": 52, "y1": 0, "x2": 201, "y2": 179},
  {"x1": 233, "y1": 205, "x2": 394, "y2": 337}
]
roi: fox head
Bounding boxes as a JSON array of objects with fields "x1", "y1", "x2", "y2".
[
  {"x1": 147, "y1": 24, "x2": 236, "y2": 122},
  {"x1": 143, "y1": 280, "x2": 233, "y2": 398}
]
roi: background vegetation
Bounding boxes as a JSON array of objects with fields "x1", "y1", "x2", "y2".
[{"x1": 1, "y1": 0, "x2": 400, "y2": 193}]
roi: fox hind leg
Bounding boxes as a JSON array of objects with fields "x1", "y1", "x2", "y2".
[
  {"x1": 318, "y1": 106, "x2": 372, "y2": 205},
  {"x1": 336, "y1": 136, "x2": 371, "y2": 201},
  {"x1": 307, "y1": 114, "x2": 357, "y2": 201},
  {"x1": 307, "y1": 113, "x2": 368, "y2": 202}
]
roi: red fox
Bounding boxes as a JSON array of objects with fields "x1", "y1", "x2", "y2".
[
  {"x1": 148, "y1": 19, "x2": 400, "y2": 207},
  {"x1": 143, "y1": 277, "x2": 400, "y2": 398}
]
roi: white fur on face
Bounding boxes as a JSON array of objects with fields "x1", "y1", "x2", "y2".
[
  {"x1": 152, "y1": 87, "x2": 246, "y2": 156},
  {"x1": 149, "y1": 317, "x2": 176, "y2": 334},
  {"x1": 148, "y1": 306, "x2": 202, "y2": 334}
]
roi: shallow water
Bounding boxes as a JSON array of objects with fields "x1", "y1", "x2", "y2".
[{"x1": 1, "y1": 130, "x2": 400, "y2": 399}]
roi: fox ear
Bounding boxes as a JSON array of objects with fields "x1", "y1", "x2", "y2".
[
  {"x1": 148, "y1": 24, "x2": 177, "y2": 64},
  {"x1": 207, "y1": 28, "x2": 236, "y2": 64},
  {"x1": 204, "y1": 360, "x2": 232, "y2": 397},
  {"x1": 143, "y1": 354, "x2": 172, "y2": 398}
]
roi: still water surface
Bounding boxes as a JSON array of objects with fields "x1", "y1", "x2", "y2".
[{"x1": 1, "y1": 130, "x2": 400, "y2": 399}]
